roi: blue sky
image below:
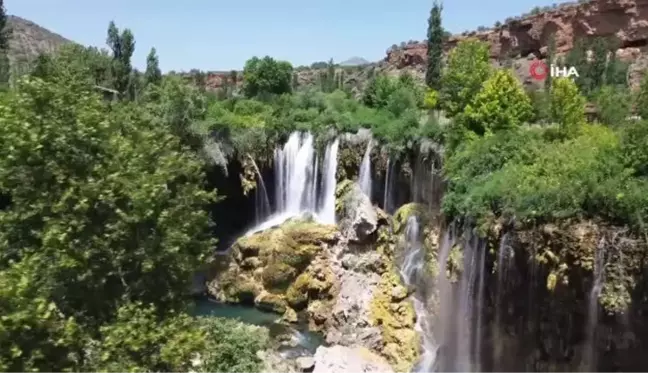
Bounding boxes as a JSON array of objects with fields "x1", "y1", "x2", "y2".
[{"x1": 8, "y1": 0, "x2": 558, "y2": 72}]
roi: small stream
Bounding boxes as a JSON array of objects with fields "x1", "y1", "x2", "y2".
[{"x1": 192, "y1": 297, "x2": 325, "y2": 358}]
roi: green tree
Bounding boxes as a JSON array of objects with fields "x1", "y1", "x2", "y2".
[
  {"x1": 565, "y1": 37, "x2": 588, "y2": 93},
  {"x1": 145, "y1": 47, "x2": 162, "y2": 86},
  {"x1": 229, "y1": 70, "x2": 237, "y2": 84},
  {"x1": 426, "y1": 0, "x2": 444, "y2": 90},
  {"x1": 0, "y1": 258, "x2": 84, "y2": 372},
  {"x1": 440, "y1": 39, "x2": 492, "y2": 117},
  {"x1": 362, "y1": 73, "x2": 396, "y2": 108},
  {"x1": 635, "y1": 72, "x2": 648, "y2": 119},
  {"x1": 242, "y1": 56, "x2": 293, "y2": 97},
  {"x1": 550, "y1": 77, "x2": 586, "y2": 137},
  {"x1": 151, "y1": 75, "x2": 209, "y2": 147},
  {"x1": 586, "y1": 37, "x2": 609, "y2": 94},
  {"x1": 0, "y1": 76, "x2": 216, "y2": 329},
  {"x1": 386, "y1": 86, "x2": 418, "y2": 117},
  {"x1": 594, "y1": 85, "x2": 631, "y2": 125},
  {"x1": 463, "y1": 69, "x2": 532, "y2": 134},
  {"x1": 88, "y1": 302, "x2": 201, "y2": 371},
  {"x1": 106, "y1": 22, "x2": 136, "y2": 97}
]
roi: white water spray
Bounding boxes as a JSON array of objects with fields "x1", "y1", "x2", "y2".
[
  {"x1": 319, "y1": 138, "x2": 339, "y2": 224},
  {"x1": 400, "y1": 216, "x2": 438, "y2": 373},
  {"x1": 358, "y1": 139, "x2": 372, "y2": 199},
  {"x1": 246, "y1": 132, "x2": 338, "y2": 234}
]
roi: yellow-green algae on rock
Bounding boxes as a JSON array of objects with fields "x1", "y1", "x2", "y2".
[
  {"x1": 512, "y1": 220, "x2": 646, "y2": 315},
  {"x1": 369, "y1": 270, "x2": 419, "y2": 372},
  {"x1": 209, "y1": 218, "x2": 339, "y2": 322},
  {"x1": 367, "y1": 224, "x2": 420, "y2": 372}
]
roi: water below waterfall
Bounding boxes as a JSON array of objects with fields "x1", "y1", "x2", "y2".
[
  {"x1": 359, "y1": 139, "x2": 372, "y2": 198},
  {"x1": 192, "y1": 297, "x2": 325, "y2": 357},
  {"x1": 246, "y1": 132, "x2": 339, "y2": 235},
  {"x1": 399, "y1": 216, "x2": 439, "y2": 372}
]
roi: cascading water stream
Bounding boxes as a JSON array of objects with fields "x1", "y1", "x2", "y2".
[
  {"x1": 582, "y1": 237, "x2": 607, "y2": 371},
  {"x1": 383, "y1": 157, "x2": 393, "y2": 214},
  {"x1": 246, "y1": 154, "x2": 271, "y2": 224},
  {"x1": 399, "y1": 216, "x2": 438, "y2": 373},
  {"x1": 358, "y1": 139, "x2": 372, "y2": 198},
  {"x1": 319, "y1": 138, "x2": 339, "y2": 224},
  {"x1": 246, "y1": 132, "x2": 338, "y2": 235},
  {"x1": 435, "y1": 227, "x2": 485, "y2": 372},
  {"x1": 493, "y1": 232, "x2": 512, "y2": 368}
]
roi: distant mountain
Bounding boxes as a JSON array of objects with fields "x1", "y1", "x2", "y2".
[
  {"x1": 6, "y1": 15, "x2": 73, "y2": 68},
  {"x1": 339, "y1": 57, "x2": 370, "y2": 66}
]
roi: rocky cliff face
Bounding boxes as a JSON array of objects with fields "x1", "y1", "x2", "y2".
[
  {"x1": 384, "y1": 0, "x2": 648, "y2": 87},
  {"x1": 6, "y1": 15, "x2": 72, "y2": 69}
]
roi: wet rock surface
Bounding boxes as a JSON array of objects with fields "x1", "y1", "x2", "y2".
[
  {"x1": 312, "y1": 345, "x2": 394, "y2": 373},
  {"x1": 336, "y1": 182, "x2": 378, "y2": 243}
]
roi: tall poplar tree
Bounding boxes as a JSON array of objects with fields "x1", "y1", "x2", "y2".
[
  {"x1": 106, "y1": 21, "x2": 135, "y2": 98},
  {"x1": 425, "y1": 0, "x2": 444, "y2": 90},
  {"x1": 145, "y1": 47, "x2": 162, "y2": 86}
]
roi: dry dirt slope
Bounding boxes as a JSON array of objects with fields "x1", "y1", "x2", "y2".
[{"x1": 6, "y1": 15, "x2": 72, "y2": 68}]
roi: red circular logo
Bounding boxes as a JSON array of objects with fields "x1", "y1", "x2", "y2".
[{"x1": 529, "y1": 60, "x2": 548, "y2": 80}]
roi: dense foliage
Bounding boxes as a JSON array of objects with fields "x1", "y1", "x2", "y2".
[{"x1": 0, "y1": 21, "x2": 268, "y2": 372}]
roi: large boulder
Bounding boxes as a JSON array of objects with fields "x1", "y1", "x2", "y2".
[
  {"x1": 335, "y1": 180, "x2": 381, "y2": 243},
  {"x1": 312, "y1": 345, "x2": 394, "y2": 373},
  {"x1": 207, "y1": 217, "x2": 340, "y2": 320}
]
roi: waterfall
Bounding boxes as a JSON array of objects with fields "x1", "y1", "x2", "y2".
[
  {"x1": 493, "y1": 232, "x2": 512, "y2": 369},
  {"x1": 399, "y1": 216, "x2": 438, "y2": 373},
  {"x1": 358, "y1": 139, "x2": 372, "y2": 199},
  {"x1": 246, "y1": 132, "x2": 338, "y2": 235},
  {"x1": 319, "y1": 138, "x2": 339, "y2": 224},
  {"x1": 246, "y1": 154, "x2": 271, "y2": 224},
  {"x1": 582, "y1": 237, "x2": 607, "y2": 371},
  {"x1": 383, "y1": 157, "x2": 393, "y2": 214},
  {"x1": 436, "y1": 227, "x2": 485, "y2": 372}
]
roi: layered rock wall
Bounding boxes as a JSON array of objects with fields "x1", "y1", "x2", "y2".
[{"x1": 385, "y1": 0, "x2": 648, "y2": 86}]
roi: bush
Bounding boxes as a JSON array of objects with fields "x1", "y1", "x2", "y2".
[
  {"x1": 462, "y1": 69, "x2": 532, "y2": 134},
  {"x1": 443, "y1": 122, "x2": 648, "y2": 229}
]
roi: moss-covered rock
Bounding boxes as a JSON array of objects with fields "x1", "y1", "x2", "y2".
[
  {"x1": 255, "y1": 291, "x2": 288, "y2": 314},
  {"x1": 208, "y1": 218, "x2": 340, "y2": 318},
  {"x1": 369, "y1": 271, "x2": 419, "y2": 372},
  {"x1": 235, "y1": 219, "x2": 337, "y2": 273},
  {"x1": 335, "y1": 179, "x2": 355, "y2": 215},
  {"x1": 285, "y1": 264, "x2": 336, "y2": 310},
  {"x1": 392, "y1": 203, "x2": 431, "y2": 234},
  {"x1": 337, "y1": 144, "x2": 365, "y2": 181},
  {"x1": 515, "y1": 220, "x2": 646, "y2": 314}
]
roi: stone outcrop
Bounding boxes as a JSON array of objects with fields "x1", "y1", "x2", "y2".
[
  {"x1": 207, "y1": 216, "x2": 339, "y2": 322},
  {"x1": 384, "y1": 0, "x2": 648, "y2": 86},
  {"x1": 312, "y1": 345, "x2": 394, "y2": 373},
  {"x1": 335, "y1": 181, "x2": 380, "y2": 243},
  {"x1": 207, "y1": 180, "x2": 421, "y2": 372}
]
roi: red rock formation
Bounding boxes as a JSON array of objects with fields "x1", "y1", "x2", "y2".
[{"x1": 386, "y1": 0, "x2": 648, "y2": 69}]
